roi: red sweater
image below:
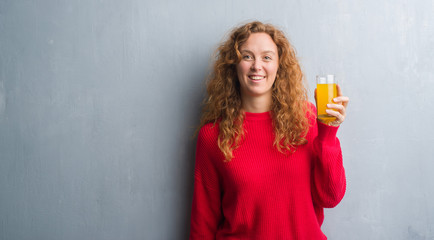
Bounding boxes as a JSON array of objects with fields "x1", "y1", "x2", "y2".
[{"x1": 190, "y1": 106, "x2": 346, "y2": 240}]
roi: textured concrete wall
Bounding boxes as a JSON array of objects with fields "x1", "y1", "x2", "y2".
[{"x1": 1, "y1": 0, "x2": 433, "y2": 239}]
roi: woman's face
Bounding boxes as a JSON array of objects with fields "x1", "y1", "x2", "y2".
[{"x1": 236, "y1": 32, "x2": 279, "y2": 99}]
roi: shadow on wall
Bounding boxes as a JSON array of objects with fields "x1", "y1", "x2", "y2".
[
  {"x1": 177, "y1": 60, "x2": 210, "y2": 239},
  {"x1": 0, "y1": 81, "x2": 5, "y2": 121},
  {"x1": 408, "y1": 226, "x2": 429, "y2": 240}
]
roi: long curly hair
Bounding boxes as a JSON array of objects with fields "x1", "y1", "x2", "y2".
[{"x1": 198, "y1": 21, "x2": 312, "y2": 162}]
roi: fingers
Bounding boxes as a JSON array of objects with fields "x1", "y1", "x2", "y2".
[
  {"x1": 325, "y1": 109, "x2": 345, "y2": 125},
  {"x1": 326, "y1": 103, "x2": 346, "y2": 123},
  {"x1": 314, "y1": 88, "x2": 317, "y2": 105},
  {"x1": 333, "y1": 96, "x2": 349, "y2": 107},
  {"x1": 334, "y1": 84, "x2": 349, "y2": 107},
  {"x1": 327, "y1": 103, "x2": 346, "y2": 115},
  {"x1": 336, "y1": 84, "x2": 343, "y2": 96}
]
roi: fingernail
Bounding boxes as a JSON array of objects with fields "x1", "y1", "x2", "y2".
[{"x1": 327, "y1": 104, "x2": 332, "y2": 108}]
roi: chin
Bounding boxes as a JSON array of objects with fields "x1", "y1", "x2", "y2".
[{"x1": 245, "y1": 89, "x2": 272, "y2": 97}]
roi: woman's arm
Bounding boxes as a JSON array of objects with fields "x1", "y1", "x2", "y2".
[
  {"x1": 311, "y1": 85, "x2": 349, "y2": 208},
  {"x1": 311, "y1": 121, "x2": 346, "y2": 208},
  {"x1": 189, "y1": 127, "x2": 223, "y2": 239}
]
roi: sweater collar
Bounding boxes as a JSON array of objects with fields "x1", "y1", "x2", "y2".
[{"x1": 244, "y1": 111, "x2": 272, "y2": 121}]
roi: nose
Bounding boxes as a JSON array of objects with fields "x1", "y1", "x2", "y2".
[{"x1": 250, "y1": 60, "x2": 262, "y2": 71}]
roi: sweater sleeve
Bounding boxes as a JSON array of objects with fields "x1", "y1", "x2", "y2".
[
  {"x1": 189, "y1": 127, "x2": 223, "y2": 239},
  {"x1": 311, "y1": 119, "x2": 346, "y2": 208}
]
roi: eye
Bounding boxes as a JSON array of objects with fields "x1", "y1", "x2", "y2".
[
  {"x1": 242, "y1": 55, "x2": 253, "y2": 60},
  {"x1": 264, "y1": 56, "x2": 272, "y2": 60}
]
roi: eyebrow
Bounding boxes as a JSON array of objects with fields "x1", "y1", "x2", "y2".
[{"x1": 240, "y1": 49, "x2": 276, "y2": 55}]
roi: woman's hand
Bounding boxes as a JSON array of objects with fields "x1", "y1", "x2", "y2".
[{"x1": 315, "y1": 84, "x2": 349, "y2": 127}]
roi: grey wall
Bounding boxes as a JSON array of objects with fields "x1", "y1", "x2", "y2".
[{"x1": 1, "y1": 0, "x2": 433, "y2": 239}]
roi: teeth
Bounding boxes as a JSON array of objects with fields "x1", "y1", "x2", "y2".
[{"x1": 250, "y1": 76, "x2": 264, "y2": 80}]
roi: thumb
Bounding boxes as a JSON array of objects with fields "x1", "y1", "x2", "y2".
[{"x1": 314, "y1": 88, "x2": 318, "y2": 106}]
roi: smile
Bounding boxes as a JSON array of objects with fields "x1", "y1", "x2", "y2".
[{"x1": 249, "y1": 75, "x2": 265, "y2": 81}]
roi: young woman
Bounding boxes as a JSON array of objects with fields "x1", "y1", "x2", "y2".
[{"x1": 190, "y1": 21, "x2": 349, "y2": 240}]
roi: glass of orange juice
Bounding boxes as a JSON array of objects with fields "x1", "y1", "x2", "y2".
[{"x1": 316, "y1": 74, "x2": 337, "y2": 124}]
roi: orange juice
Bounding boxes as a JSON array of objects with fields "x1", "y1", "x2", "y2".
[{"x1": 317, "y1": 82, "x2": 337, "y2": 124}]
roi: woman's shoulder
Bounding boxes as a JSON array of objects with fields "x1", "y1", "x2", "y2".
[
  {"x1": 305, "y1": 101, "x2": 317, "y2": 124},
  {"x1": 306, "y1": 101, "x2": 317, "y2": 113},
  {"x1": 197, "y1": 122, "x2": 219, "y2": 143},
  {"x1": 303, "y1": 101, "x2": 319, "y2": 141}
]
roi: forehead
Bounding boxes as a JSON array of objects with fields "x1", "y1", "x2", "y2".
[{"x1": 239, "y1": 32, "x2": 278, "y2": 52}]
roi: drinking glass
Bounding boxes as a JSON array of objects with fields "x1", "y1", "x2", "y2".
[{"x1": 316, "y1": 75, "x2": 337, "y2": 124}]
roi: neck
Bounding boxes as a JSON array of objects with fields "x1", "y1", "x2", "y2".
[{"x1": 241, "y1": 92, "x2": 272, "y2": 113}]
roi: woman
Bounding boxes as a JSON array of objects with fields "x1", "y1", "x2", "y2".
[{"x1": 190, "y1": 21, "x2": 349, "y2": 240}]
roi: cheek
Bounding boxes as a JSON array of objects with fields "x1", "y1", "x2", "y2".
[
  {"x1": 266, "y1": 64, "x2": 279, "y2": 78},
  {"x1": 273, "y1": 63, "x2": 280, "y2": 77},
  {"x1": 236, "y1": 62, "x2": 250, "y2": 75}
]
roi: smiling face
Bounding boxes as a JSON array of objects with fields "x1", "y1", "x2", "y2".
[{"x1": 236, "y1": 32, "x2": 279, "y2": 99}]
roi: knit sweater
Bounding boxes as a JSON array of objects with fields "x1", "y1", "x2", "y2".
[{"x1": 190, "y1": 104, "x2": 346, "y2": 240}]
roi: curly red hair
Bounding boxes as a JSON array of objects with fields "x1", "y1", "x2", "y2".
[{"x1": 198, "y1": 21, "x2": 313, "y2": 162}]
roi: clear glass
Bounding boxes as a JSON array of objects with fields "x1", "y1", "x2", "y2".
[{"x1": 316, "y1": 75, "x2": 337, "y2": 124}]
